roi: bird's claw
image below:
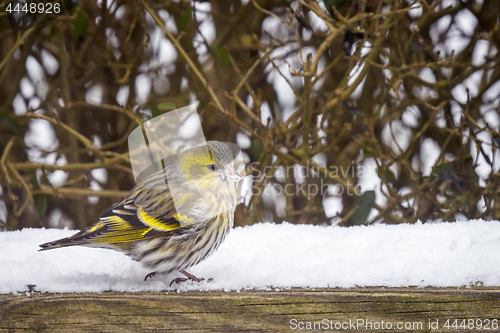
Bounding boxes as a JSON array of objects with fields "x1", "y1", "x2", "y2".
[
  {"x1": 146, "y1": 269, "x2": 214, "y2": 286},
  {"x1": 169, "y1": 277, "x2": 190, "y2": 286},
  {"x1": 144, "y1": 271, "x2": 157, "y2": 281},
  {"x1": 169, "y1": 277, "x2": 214, "y2": 286}
]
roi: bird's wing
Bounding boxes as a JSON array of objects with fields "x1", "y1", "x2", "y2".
[
  {"x1": 39, "y1": 191, "x2": 192, "y2": 250},
  {"x1": 82, "y1": 198, "x2": 186, "y2": 244},
  {"x1": 39, "y1": 167, "x2": 203, "y2": 250}
]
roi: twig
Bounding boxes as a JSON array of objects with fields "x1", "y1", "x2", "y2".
[
  {"x1": 8, "y1": 164, "x2": 33, "y2": 217},
  {"x1": 140, "y1": 0, "x2": 225, "y2": 112},
  {"x1": 34, "y1": 186, "x2": 129, "y2": 198},
  {"x1": 0, "y1": 138, "x2": 15, "y2": 184},
  {"x1": 26, "y1": 113, "x2": 97, "y2": 153}
]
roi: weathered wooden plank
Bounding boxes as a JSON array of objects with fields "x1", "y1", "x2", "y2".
[{"x1": 1, "y1": 288, "x2": 500, "y2": 332}]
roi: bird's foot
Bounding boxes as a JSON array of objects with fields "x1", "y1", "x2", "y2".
[
  {"x1": 169, "y1": 269, "x2": 214, "y2": 286},
  {"x1": 144, "y1": 271, "x2": 157, "y2": 281},
  {"x1": 169, "y1": 277, "x2": 192, "y2": 286}
]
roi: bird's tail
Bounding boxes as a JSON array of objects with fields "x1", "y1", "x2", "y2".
[{"x1": 39, "y1": 231, "x2": 86, "y2": 251}]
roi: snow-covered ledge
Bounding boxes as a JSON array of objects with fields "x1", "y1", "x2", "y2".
[{"x1": 1, "y1": 220, "x2": 500, "y2": 293}]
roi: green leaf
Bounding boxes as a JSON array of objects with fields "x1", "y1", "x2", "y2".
[
  {"x1": 34, "y1": 194, "x2": 47, "y2": 218},
  {"x1": 212, "y1": 46, "x2": 230, "y2": 69},
  {"x1": 49, "y1": 25, "x2": 58, "y2": 39},
  {"x1": 31, "y1": 171, "x2": 47, "y2": 218},
  {"x1": 72, "y1": 11, "x2": 89, "y2": 41},
  {"x1": 323, "y1": 0, "x2": 335, "y2": 15},
  {"x1": 434, "y1": 162, "x2": 452, "y2": 175},
  {"x1": 472, "y1": 170, "x2": 479, "y2": 184},
  {"x1": 350, "y1": 190, "x2": 375, "y2": 225},
  {"x1": 1, "y1": 114, "x2": 22, "y2": 137},
  {"x1": 323, "y1": 0, "x2": 348, "y2": 15},
  {"x1": 250, "y1": 139, "x2": 264, "y2": 158},
  {"x1": 458, "y1": 195, "x2": 468, "y2": 205},
  {"x1": 385, "y1": 169, "x2": 396, "y2": 184},
  {"x1": 31, "y1": 172, "x2": 41, "y2": 190},
  {"x1": 378, "y1": 168, "x2": 396, "y2": 184},
  {"x1": 158, "y1": 102, "x2": 176, "y2": 111},
  {"x1": 180, "y1": 7, "x2": 193, "y2": 28},
  {"x1": 150, "y1": 106, "x2": 161, "y2": 119},
  {"x1": 458, "y1": 195, "x2": 469, "y2": 213}
]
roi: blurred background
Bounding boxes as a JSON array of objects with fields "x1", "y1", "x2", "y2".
[{"x1": 0, "y1": 0, "x2": 499, "y2": 231}]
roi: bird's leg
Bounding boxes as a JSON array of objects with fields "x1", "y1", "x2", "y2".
[
  {"x1": 144, "y1": 271, "x2": 157, "y2": 281},
  {"x1": 169, "y1": 269, "x2": 213, "y2": 286},
  {"x1": 180, "y1": 269, "x2": 204, "y2": 282}
]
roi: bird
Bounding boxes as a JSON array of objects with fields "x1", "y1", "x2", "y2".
[{"x1": 39, "y1": 141, "x2": 244, "y2": 286}]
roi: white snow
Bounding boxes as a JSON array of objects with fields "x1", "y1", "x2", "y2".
[{"x1": 1, "y1": 220, "x2": 500, "y2": 294}]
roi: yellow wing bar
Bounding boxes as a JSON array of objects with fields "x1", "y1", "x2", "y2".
[{"x1": 138, "y1": 207, "x2": 184, "y2": 231}]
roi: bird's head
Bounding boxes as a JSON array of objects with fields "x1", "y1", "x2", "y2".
[{"x1": 178, "y1": 141, "x2": 243, "y2": 191}]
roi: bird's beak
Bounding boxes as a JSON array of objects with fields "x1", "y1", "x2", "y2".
[{"x1": 224, "y1": 163, "x2": 244, "y2": 182}]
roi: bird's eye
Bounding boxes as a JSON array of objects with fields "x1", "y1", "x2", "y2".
[{"x1": 206, "y1": 164, "x2": 216, "y2": 171}]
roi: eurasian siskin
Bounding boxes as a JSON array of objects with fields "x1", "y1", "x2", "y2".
[{"x1": 40, "y1": 141, "x2": 243, "y2": 285}]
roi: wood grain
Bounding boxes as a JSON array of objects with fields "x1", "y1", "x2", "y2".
[{"x1": 1, "y1": 288, "x2": 500, "y2": 332}]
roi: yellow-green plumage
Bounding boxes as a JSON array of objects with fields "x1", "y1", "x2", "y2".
[{"x1": 39, "y1": 141, "x2": 242, "y2": 281}]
